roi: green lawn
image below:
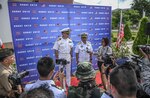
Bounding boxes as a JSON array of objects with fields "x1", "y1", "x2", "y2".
[
  {"x1": 111, "y1": 30, "x2": 137, "y2": 38},
  {"x1": 111, "y1": 30, "x2": 137, "y2": 42}
]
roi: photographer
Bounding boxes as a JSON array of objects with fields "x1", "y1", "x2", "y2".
[
  {"x1": 101, "y1": 63, "x2": 137, "y2": 98},
  {"x1": 25, "y1": 57, "x2": 66, "y2": 98},
  {"x1": 136, "y1": 47, "x2": 150, "y2": 96},
  {"x1": 20, "y1": 84, "x2": 54, "y2": 98},
  {"x1": 68, "y1": 62, "x2": 103, "y2": 98},
  {"x1": 95, "y1": 37, "x2": 112, "y2": 72},
  {"x1": 0, "y1": 48, "x2": 20, "y2": 98}
]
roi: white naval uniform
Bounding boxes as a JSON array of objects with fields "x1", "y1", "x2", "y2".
[
  {"x1": 25, "y1": 80, "x2": 66, "y2": 98},
  {"x1": 75, "y1": 41, "x2": 93, "y2": 63},
  {"x1": 53, "y1": 37, "x2": 73, "y2": 86}
]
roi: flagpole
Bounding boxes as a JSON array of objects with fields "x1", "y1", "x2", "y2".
[
  {"x1": 119, "y1": 10, "x2": 122, "y2": 32},
  {"x1": 118, "y1": 0, "x2": 120, "y2": 9},
  {"x1": 116, "y1": 9, "x2": 123, "y2": 48}
]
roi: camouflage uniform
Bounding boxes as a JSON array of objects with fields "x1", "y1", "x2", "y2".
[
  {"x1": 67, "y1": 62, "x2": 103, "y2": 98},
  {"x1": 140, "y1": 62, "x2": 150, "y2": 96}
]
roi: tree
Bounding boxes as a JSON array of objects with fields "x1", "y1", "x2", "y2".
[
  {"x1": 124, "y1": 9, "x2": 140, "y2": 25},
  {"x1": 112, "y1": 9, "x2": 140, "y2": 29},
  {"x1": 131, "y1": 0, "x2": 150, "y2": 18},
  {"x1": 124, "y1": 23, "x2": 132, "y2": 41},
  {"x1": 132, "y1": 17, "x2": 149, "y2": 55}
]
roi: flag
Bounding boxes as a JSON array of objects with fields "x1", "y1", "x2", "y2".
[
  {"x1": 0, "y1": 38, "x2": 4, "y2": 48},
  {"x1": 116, "y1": 10, "x2": 124, "y2": 48}
]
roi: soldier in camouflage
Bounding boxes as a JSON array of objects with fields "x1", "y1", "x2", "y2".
[
  {"x1": 67, "y1": 62, "x2": 103, "y2": 98},
  {"x1": 139, "y1": 62, "x2": 150, "y2": 97}
]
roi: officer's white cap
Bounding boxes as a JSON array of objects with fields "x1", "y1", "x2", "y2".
[
  {"x1": 60, "y1": 27, "x2": 71, "y2": 33},
  {"x1": 81, "y1": 32, "x2": 88, "y2": 37}
]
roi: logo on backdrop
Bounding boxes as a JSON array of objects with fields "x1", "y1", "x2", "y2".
[{"x1": 8, "y1": 2, "x2": 111, "y2": 82}]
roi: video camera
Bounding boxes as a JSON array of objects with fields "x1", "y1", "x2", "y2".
[
  {"x1": 56, "y1": 59, "x2": 70, "y2": 65},
  {"x1": 8, "y1": 71, "x2": 29, "y2": 98},
  {"x1": 56, "y1": 59, "x2": 70, "y2": 72},
  {"x1": 138, "y1": 45, "x2": 150, "y2": 54},
  {"x1": 8, "y1": 70, "x2": 29, "y2": 87}
]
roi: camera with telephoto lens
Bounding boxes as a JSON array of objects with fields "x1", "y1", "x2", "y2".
[
  {"x1": 102, "y1": 53, "x2": 116, "y2": 78},
  {"x1": 8, "y1": 70, "x2": 29, "y2": 98},
  {"x1": 8, "y1": 70, "x2": 29, "y2": 87},
  {"x1": 138, "y1": 45, "x2": 150, "y2": 54},
  {"x1": 56, "y1": 59, "x2": 70, "y2": 65},
  {"x1": 125, "y1": 54, "x2": 150, "y2": 98},
  {"x1": 125, "y1": 54, "x2": 143, "y2": 82},
  {"x1": 102, "y1": 53, "x2": 115, "y2": 68}
]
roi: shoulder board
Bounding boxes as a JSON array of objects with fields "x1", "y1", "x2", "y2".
[
  {"x1": 68, "y1": 38, "x2": 73, "y2": 43},
  {"x1": 57, "y1": 37, "x2": 62, "y2": 41},
  {"x1": 68, "y1": 38, "x2": 72, "y2": 41},
  {"x1": 78, "y1": 42, "x2": 82, "y2": 45},
  {"x1": 87, "y1": 41, "x2": 91, "y2": 46},
  {"x1": 51, "y1": 84, "x2": 62, "y2": 90},
  {"x1": 87, "y1": 41, "x2": 91, "y2": 44}
]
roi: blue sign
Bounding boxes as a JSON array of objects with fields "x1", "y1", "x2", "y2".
[{"x1": 8, "y1": 2, "x2": 111, "y2": 82}]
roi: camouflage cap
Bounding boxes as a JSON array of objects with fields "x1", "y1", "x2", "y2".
[
  {"x1": 0, "y1": 48, "x2": 14, "y2": 61},
  {"x1": 76, "y1": 62, "x2": 96, "y2": 81},
  {"x1": 81, "y1": 32, "x2": 88, "y2": 38}
]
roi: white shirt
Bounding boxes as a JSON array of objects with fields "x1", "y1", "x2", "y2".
[
  {"x1": 25, "y1": 80, "x2": 66, "y2": 98},
  {"x1": 75, "y1": 41, "x2": 93, "y2": 62},
  {"x1": 53, "y1": 37, "x2": 73, "y2": 54},
  {"x1": 101, "y1": 92, "x2": 112, "y2": 98}
]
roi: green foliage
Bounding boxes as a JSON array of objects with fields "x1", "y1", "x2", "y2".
[
  {"x1": 124, "y1": 23, "x2": 132, "y2": 41},
  {"x1": 112, "y1": 9, "x2": 140, "y2": 29},
  {"x1": 132, "y1": 36, "x2": 135, "y2": 40},
  {"x1": 112, "y1": 40, "x2": 130, "y2": 58},
  {"x1": 112, "y1": 38, "x2": 117, "y2": 43},
  {"x1": 132, "y1": 17, "x2": 149, "y2": 55},
  {"x1": 131, "y1": 0, "x2": 150, "y2": 18}
]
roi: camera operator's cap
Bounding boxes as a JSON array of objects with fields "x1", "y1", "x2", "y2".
[
  {"x1": 0, "y1": 48, "x2": 14, "y2": 61},
  {"x1": 81, "y1": 32, "x2": 88, "y2": 38},
  {"x1": 76, "y1": 62, "x2": 96, "y2": 81},
  {"x1": 60, "y1": 27, "x2": 71, "y2": 34}
]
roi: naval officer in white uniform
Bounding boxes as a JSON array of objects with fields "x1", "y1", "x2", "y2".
[
  {"x1": 75, "y1": 33, "x2": 93, "y2": 64},
  {"x1": 53, "y1": 27, "x2": 73, "y2": 87}
]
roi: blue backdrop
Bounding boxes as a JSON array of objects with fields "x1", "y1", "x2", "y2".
[{"x1": 8, "y1": 2, "x2": 111, "y2": 83}]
